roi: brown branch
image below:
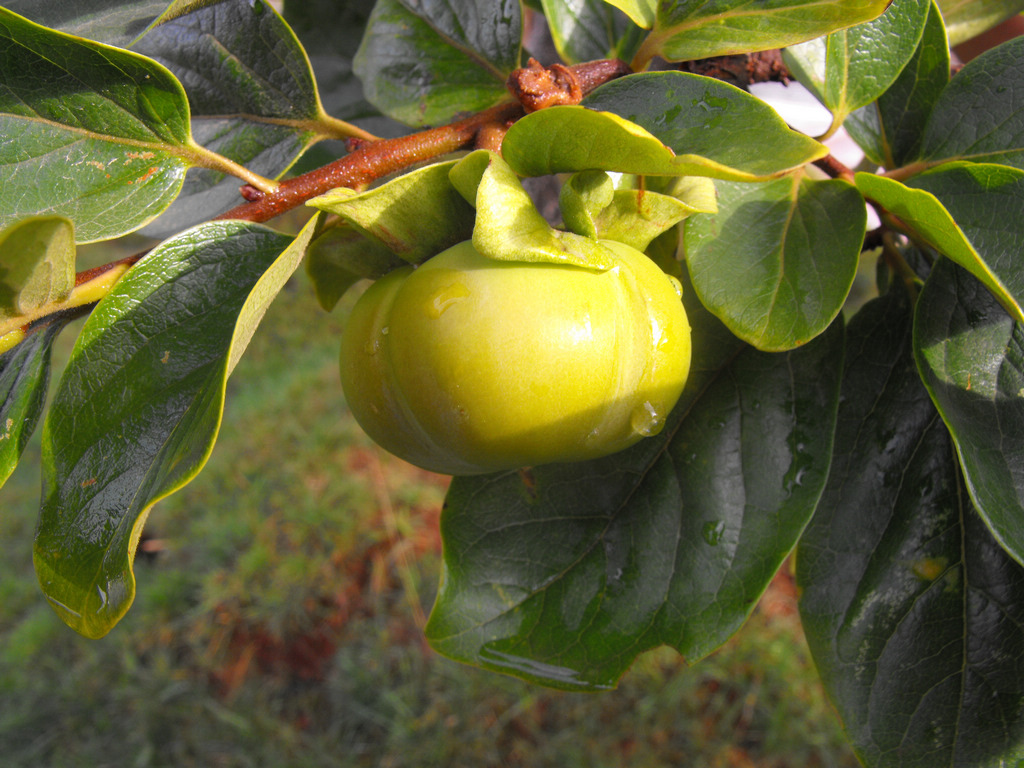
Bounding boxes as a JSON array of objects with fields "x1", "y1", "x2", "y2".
[
  {"x1": 678, "y1": 50, "x2": 791, "y2": 88},
  {"x1": 215, "y1": 59, "x2": 633, "y2": 225},
  {"x1": 812, "y1": 153, "x2": 856, "y2": 183},
  {"x1": 214, "y1": 100, "x2": 526, "y2": 223}
]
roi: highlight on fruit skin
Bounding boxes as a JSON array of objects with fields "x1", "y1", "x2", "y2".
[{"x1": 340, "y1": 239, "x2": 692, "y2": 475}]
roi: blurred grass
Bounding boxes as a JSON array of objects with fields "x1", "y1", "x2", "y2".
[{"x1": 0, "y1": 240, "x2": 859, "y2": 768}]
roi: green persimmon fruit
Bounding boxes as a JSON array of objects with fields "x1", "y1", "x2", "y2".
[{"x1": 340, "y1": 239, "x2": 691, "y2": 475}]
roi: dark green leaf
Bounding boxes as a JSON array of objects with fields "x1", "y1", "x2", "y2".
[
  {"x1": 0, "y1": 322, "x2": 65, "y2": 489},
  {"x1": 567, "y1": 73, "x2": 827, "y2": 179},
  {"x1": 937, "y1": 0, "x2": 1024, "y2": 46},
  {"x1": 353, "y1": 0, "x2": 521, "y2": 127},
  {"x1": 132, "y1": 0, "x2": 325, "y2": 232},
  {"x1": 0, "y1": 217, "x2": 75, "y2": 321},
  {"x1": 426, "y1": 278, "x2": 844, "y2": 690},
  {"x1": 34, "y1": 217, "x2": 318, "y2": 638},
  {"x1": 824, "y1": 0, "x2": 931, "y2": 122},
  {"x1": 915, "y1": 258, "x2": 1024, "y2": 566},
  {"x1": 844, "y1": 0, "x2": 949, "y2": 168},
  {"x1": 1, "y1": 0, "x2": 169, "y2": 47},
  {"x1": 798, "y1": 285, "x2": 1024, "y2": 767},
  {"x1": 0, "y1": 7, "x2": 193, "y2": 242},
  {"x1": 633, "y1": 0, "x2": 891, "y2": 67},
  {"x1": 539, "y1": 0, "x2": 645, "y2": 64},
  {"x1": 918, "y1": 35, "x2": 1024, "y2": 169},
  {"x1": 855, "y1": 166, "x2": 1024, "y2": 325},
  {"x1": 684, "y1": 175, "x2": 865, "y2": 351},
  {"x1": 307, "y1": 160, "x2": 476, "y2": 265}
]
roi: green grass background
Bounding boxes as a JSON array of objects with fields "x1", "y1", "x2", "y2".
[{"x1": 0, "y1": 237, "x2": 859, "y2": 767}]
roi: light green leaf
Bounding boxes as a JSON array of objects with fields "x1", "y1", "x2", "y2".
[
  {"x1": 937, "y1": 0, "x2": 1024, "y2": 45},
  {"x1": 506, "y1": 75, "x2": 826, "y2": 180},
  {"x1": 918, "y1": 35, "x2": 1024, "y2": 169},
  {"x1": 0, "y1": 7, "x2": 196, "y2": 242},
  {"x1": 684, "y1": 175, "x2": 866, "y2": 351},
  {"x1": 634, "y1": 0, "x2": 891, "y2": 67},
  {"x1": 353, "y1": 0, "x2": 521, "y2": 127},
  {"x1": 450, "y1": 150, "x2": 616, "y2": 270},
  {"x1": 783, "y1": 38, "x2": 827, "y2": 104},
  {"x1": 0, "y1": 217, "x2": 75, "y2": 320},
  {"x1": 856, "y1": 165, "x2": 1024, "y2": 325},
  {"x1": 599, "y1": 0, "x2": 655, "y2": 28},
  {"x1": 34, "y1": 217, "x2": 318, "y2": 638},
  {"x1": 844, "y1": 0, "x2": 949, "y2": 168},
  {"x1": 540, "y1": 0, "x2": 646, "y2": 63},
  {"x1": 915, "y1": 258, "x2": 1024, "y2": 566},
  {"x1": 824, "y1": 0, "x2": 931, "y2": 122}
]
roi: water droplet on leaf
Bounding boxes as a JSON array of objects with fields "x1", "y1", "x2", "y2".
[{"x1": 702, "y1": 520, "x2": 726, "y2": 546}]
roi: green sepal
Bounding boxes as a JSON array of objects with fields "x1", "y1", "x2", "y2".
[
  {"x1": 307, "y1": 160, "x2": 475, "y2": 266},
  {"x1": 450, "y1": 150, "x2": 615, "y2": 271},
  {"x1": 559, "y1": 170, "x2": 715, "y2": 251},
  {"x1": 305, "y1": 225, "x2": 406, "y2": 312}
]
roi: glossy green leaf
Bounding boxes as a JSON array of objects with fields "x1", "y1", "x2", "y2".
[
  {"x1": 824, "y1": 0, "x2": 931, "y2": 122},
  {"x1": 34, "y1": 217, "x2": 318, "y2": 639},
  {"x1": 918, "y1": 35, "x2": 1024, "y2": 169},
  {"x1": 559, "y1": 171, "x2": 716, "y2": 251},
  {"x1": 844, "y1": 0, "x2": 949, "y2": 168},
  {"x1": 426, "y1": 277, "x2": 844, "y2": 690},
  {"x1": 684, "y1": 175, "x2": 865, "y2": 351},
  {"x1": 915, "y1": 258, "x2": 1024, "y2": 566},
  {"x1": 633, "y1": 0, "x2": 891, "y2": 67},
  {"x1": 133, "y1": 0, "x2": 326, "y2": 232},
  {"x1": 799, "y1": 285, "x2": 1024, "y2": 767},
  {"x1": 0, "y1": 217, "x2": 75, "y2": 321},
  {"x1": 353, "y1": 0, "x2": 521, "y2": 127},
  {"x1": 1, "y1": 0, "x2": 170, "y2": 47},
  {"x1": 599, "y1": 0, "x2": 655, "y2": 28},
  {"x1": 450, "y1": 150, "x2": 615, "y2": 270},
  {"x1": 937, "y1": 0, "x2": 1024, "y2": 46},
  {"x1": 0, "y1": 7, "x2": 194, "y2": 242},
  {"x1": 782, "y1": 38, "x2": 827, "y2": 105},
  {"x1": 308, "y1": 160, "x2": 475, "y2": 264},
  {"x1": 0, "y1": 322, "x2": 65, "y2": 489},
  {"x1": 856, "y1": 167, "x2": 1024, "y2": 325},
  {"x1": 575, "y1": 73, "x2": 828, "y2": 180},
  {"x1": 304, "y1": 225, "x2": 405, "y2": 312},
  {"x1": 539, "y1": 0, "x2": 645, "y2": 64}
]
